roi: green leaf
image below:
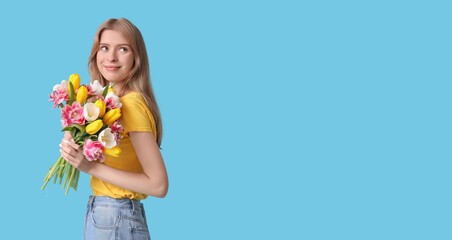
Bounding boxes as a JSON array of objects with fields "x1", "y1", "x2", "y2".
[
  {"x1": 61, "y1": 126, "x2": 74, "y2": 132},
  {"x1": 71, "y1": 124, "x2": 86, "y2": 133},
  {"x1": 68, "y1": 81, "x2": 76, "y2": 105},
  {"x1": 89, "y1": 135, "x2": 98, "y2": 141},
  {"x1": 71, "y1": 128, "x2": 78, "y2": 138},
  {"x1": 102, "y1": 84, "x2": 109, "y2": 98}
]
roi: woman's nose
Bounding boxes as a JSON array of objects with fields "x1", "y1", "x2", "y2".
[{"x1": 107, "y1": 51, "x2": 117, "y2": 62}]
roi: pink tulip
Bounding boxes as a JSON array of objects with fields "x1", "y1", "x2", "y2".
[
  {"x1": 49, "y1": 87, "x2": 69, "y2": 108},
  {"x1": 61, "y1": 102, "x2": 85, "y2": 127},
  {"x1": 110, "y1": 120, "x2": 124, "y2": 142},
  {"x1": 83, "y1": 139, "x2": 104, "y2": 162}
]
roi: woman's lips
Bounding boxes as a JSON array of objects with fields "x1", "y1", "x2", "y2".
[{"x1": 104, "y1": 66, "x2": 120, "y2": 71}]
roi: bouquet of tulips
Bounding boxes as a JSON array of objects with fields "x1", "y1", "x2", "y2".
[{"x1": 42, "y1": 73, "x2": 123, "y2": 195}]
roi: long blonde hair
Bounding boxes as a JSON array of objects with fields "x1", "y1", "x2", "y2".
[{"x1": 88, "y1": 18, "x2": 163, "y2": 146}]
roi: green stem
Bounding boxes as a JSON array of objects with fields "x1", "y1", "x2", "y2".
[
  {"x1": 42, "y1": 130, "x2": 85, "y2": 194},
  {"x1": 60, "y1": 161, "x2": 69, "y2": 185},
  {"x1": 74, "y1": 170, "x2": 80, "y2": 190},
  {"x1": 41, "y1": 156, "x2": 63, "y2": 190},
  {"x1": 65, "y1": 166, "x2": 76, "y2": 195},
  {"x1": 62, "y1": 162, "x2": 72, "y2": 189}
]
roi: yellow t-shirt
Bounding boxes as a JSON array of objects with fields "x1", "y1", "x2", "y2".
[{"x1": 90, "y1": 92, "x2": 157, "y2": 200}]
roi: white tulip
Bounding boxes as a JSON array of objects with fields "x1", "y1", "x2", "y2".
[
  {"x1": 53, "y1": 80, "x2": 68, "y2": 92},
  {"x1": 105, "y1": 92, "x2": 122, "y2": 108},
  {"x1": 90, "y1": 80, "x2": 104, "y2": 95},
  {"x1": 83, "y1": 102, "x2": 100, "y2": 122},
  {"x1": 98, "y1": 128, "x2": 117, "y2": 149}
]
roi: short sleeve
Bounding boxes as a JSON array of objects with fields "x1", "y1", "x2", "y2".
[{"x1": 120, "y1": 93, "x2": 156, "y2": 134}]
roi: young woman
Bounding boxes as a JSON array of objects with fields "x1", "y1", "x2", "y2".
[{"x1": 59, "y1": 18, "x2": 168, "y2": 240}]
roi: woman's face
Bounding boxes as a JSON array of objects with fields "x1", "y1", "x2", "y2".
[{"x1": 96, "y1": 29, "x2": 134, "y2": 84}]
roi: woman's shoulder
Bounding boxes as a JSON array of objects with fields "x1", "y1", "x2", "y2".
[{"x1": 121, "y1": 91, "x2": 146, "y2": 103}]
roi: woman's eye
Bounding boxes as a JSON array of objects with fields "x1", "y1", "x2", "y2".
[
  {"x1": 100, "y1": 46, "x2": 108, "y2": 51},
  {"x1": 119, "y1": 47, "x2": 129, "y2": 52}
]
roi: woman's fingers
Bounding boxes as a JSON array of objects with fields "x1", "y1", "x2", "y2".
[
  {"x1": 60, "y1": 147, "x2": 82, "y2": 168},
  {"x1": 60, "y1": 142, "x2": 77, "y2": 156},
  {"x1": 60, "y1": 137, "x2": 94, "y2": 173},
  {"x1": 60, "y1": 139, "x2": 83, "y2": 162},
  {"x1": 66, "y1": 139, "x2": 80, "y2": 149},
  {"x1": 64, "y1": 131, "x2": 72, "y2": 141}
]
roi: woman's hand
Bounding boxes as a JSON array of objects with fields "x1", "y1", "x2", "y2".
[{"x1": 60, "y1": 133, "x2": 95, "y2": 173}]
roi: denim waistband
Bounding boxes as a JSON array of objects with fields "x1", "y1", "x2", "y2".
[{"x1": 88, "y1": 195, "x2": 142, "y2": 214}]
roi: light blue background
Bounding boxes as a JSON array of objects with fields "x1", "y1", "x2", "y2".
[{"x1": 0, "y1": 0, "x2": 450, "y2": 239}]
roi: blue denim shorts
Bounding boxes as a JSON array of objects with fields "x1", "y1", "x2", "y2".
[{"x1": 84, "y1": 195, "x2": 150, "y2": 240}]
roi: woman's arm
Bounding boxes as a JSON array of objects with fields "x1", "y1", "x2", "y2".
[{"x1": 60, "y1": 131, "x2": 169, "y2": 198}]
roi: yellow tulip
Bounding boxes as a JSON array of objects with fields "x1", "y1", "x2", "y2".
[
  {"x1": 86, "y1": 119, "x2": 104, "y2": 134},
  {"x1": 103, "y1": 146, "x2": 122, "y2": 157},
  {"x1": 103, "y1": 108, "x2": 121, "y2": 125},
  {"x1": 76, "y1": 86, "x2": 88, "y2": 104},
  {"x1": 69, "y1": 74, "x2": 80, "y2": 91},
  {"x1": 95, "y1": 99, "x2": 106, "y2": 117}
]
